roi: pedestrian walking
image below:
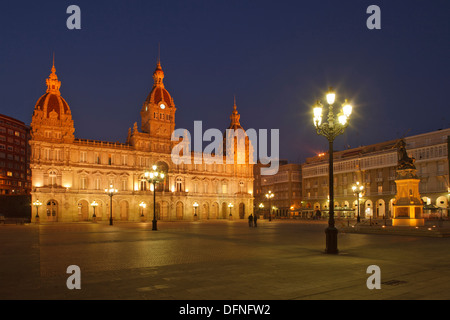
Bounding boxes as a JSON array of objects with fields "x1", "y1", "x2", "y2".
[
  {"x1": 253, "y1": 213, "x2": 258, "y2": 227},
  {"x1": 248, "y1": 214, "x2": 253, "y2": 227}
]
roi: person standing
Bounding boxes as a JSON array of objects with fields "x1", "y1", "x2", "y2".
[
  {"x1": 253, "y1": 213, "x2": 258, "y2": 227},
  {"x1": 248, "y1": 213, "x2": 253, "y2": 227}
]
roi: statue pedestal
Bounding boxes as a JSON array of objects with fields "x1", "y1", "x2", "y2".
[
  {"x1": 392, "y1": 217, "x2": 424, "y2": 227},
  {"x1": 393, "y1": 176, "x2": 424, "y2": 227},
  {"x1": 392, "y1": 141, "x2": 424, "y2": 227}
]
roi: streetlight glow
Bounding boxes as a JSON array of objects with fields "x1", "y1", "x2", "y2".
[
  {"x1": 312, "y1": 86, "x2": 353, "y2": 254},
  {"x1": 144, "y1": 164, "x2": 166, "y2": 231},
  {"x1": 105, "y1": 185, "x2": 118, "y2": 225},
  {"x1": 326, "y1": 87, "x2": 336, "y2": 105}
]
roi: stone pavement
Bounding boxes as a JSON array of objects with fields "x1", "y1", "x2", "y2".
[{"x1": 1, "y1": 219, "x2": 450, "y2": 301}]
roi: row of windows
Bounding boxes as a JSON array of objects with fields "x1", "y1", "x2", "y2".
[
  {"x1": 0, "y1": 126, "x2": 26, "y2": 139},
  {"x1": 39, "y1": 149, "x2": 251, "y2": 174},
  {"x1": 153, "y1": 112, "x2": 172, "y2": 121},
  {"x1": 0, "y1": 170, "x2": 27, "y2": 179},
  {"x1": 0, "y1": 152, "x2": 26, "y2": 162},
  {"x1": 0, "y1": 135, "x2": 26, "y2": 146},
  {"x1": 0, "y1": 161, "x2": 26, "y2": 170},
  {"x1": 0, "y1": 179, "x2": 29, "y2": 187},
  {"x1": 0, "y1": 144, "x2": 26, "y2": 154}
]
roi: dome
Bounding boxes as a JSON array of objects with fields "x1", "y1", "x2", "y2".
[
  {"x1": 145, "y1": 86, "x2": 173, "y2": 106},
  {"x1": 34, "y1": 92, "x2": 71, "y2": 120},
  {"x1": 30, "y1": 60, "x2": 74, "y2": 142},
  {"x1": 144, "y1": 61, "x2": 175, "y2": 107},
  {"x1": 33, "y1": 62, "x2": 71, "y2": 119}
]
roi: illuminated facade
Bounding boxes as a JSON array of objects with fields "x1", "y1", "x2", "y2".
[
  {"x1": 30, "y1": 60, "x2": 253, "y2": 222},
  {"x1": 254, "y1": 161, "x2": 302, "y2": 218},
  {"x1": 302, "y1": 128, "x2": 450, "y2": 219}
]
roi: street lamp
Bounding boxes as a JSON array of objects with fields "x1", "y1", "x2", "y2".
[
  {"x1": 91, "y1": 200, "x2": 98, "y2": 223},
  {"x1": 139, "y1": 201, "x2": 146, "y2": 218},
  {"x1": 105, "y1": 185, "x2": 118, "y2": 225},
  {"x1": 352, "y1": 182, "x2": 364, "y2": 223},
  {"x1": 193, "y1": 202, "x2": 199, "y2": 220},
  {"x1": 144, "y1": 165, "x2": 165, "y2": 231},
  {"x1": 33, "y1": 200, "x2": 42, "y2": 221},
  {"x1": 265, "y1": 190, "x2": 274, "y2": 221},
  {"x1": 312, "y1": 87, "x2": 353, "y2": 254},
  {"x1": 228, "y1": 203, "x2": 233, "y2": 219},
  {"x1": 259, "y1": 203, "x2": 264, "y2": 219}
]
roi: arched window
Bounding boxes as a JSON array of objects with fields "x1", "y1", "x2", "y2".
[
  {"x1": 176, "y1": 177, "x2": 183, "y2": 192},
  {"x1": 49, "y1": 170, "x2": 57, "y2": 186}
]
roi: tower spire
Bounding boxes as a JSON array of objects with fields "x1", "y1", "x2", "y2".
[
  {"x1": 229, "y1": 95, "x2": 241, "y2": 129},
  {"x1": 46, "y1": 54, "x2": 61, "y2": 95},
  {"x1": 157, "y1": 42, "x2": 160, "y2": 64},
  {"x1": 153, "y1": 45, "x2": 164, "y2": 87}
]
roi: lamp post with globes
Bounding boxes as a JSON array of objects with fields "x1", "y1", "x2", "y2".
[
  {"x1": 193, "y1": 201, "x2": 199, "y2": 220},
  {"x1": 105, "y1": 185, "x2": 118, "y2": 226},
  {"x1": 312, "y1": 87, "x2": 353, "y2": 254},
  {"x1": 352, "y1": 182, "x2": 364, "y2": 223},
  {"x1": 91, "y1": 200, "x2": 98, "y2": 223},
  {"x1": 259, "y1": 203, "x2": 264, "y2": 220},
  {"x1": 228, "y1": 203, "x2": 233, "y2": 219},
  {"x1": 139, "y1": 201, "x2": 146, "y2": 219},
  {"x1": 144, "y1": 165, "x2": 165, "y2": 231},
  {"x1": 265, "y1": 190, "x2": 274, "y2": 221},
  {"x1": 33, "y1": 200, "x2": 42, "y2": 222}
]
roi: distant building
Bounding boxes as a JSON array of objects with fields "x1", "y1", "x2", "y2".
[
  {"x1": 301, "y1": 128, "x2": 450, "y2": 219},
  {"x1": 0, "y1": 114, "x2": 31, "y2": 195},
  {"x1": 254, "y1": 160, "x2": 302, "y2": 218}
]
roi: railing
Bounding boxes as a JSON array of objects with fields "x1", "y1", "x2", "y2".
[{"x1": 74, "y1": 139, "x2": 132, "y2": 149}]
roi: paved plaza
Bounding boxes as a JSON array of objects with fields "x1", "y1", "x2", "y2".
[{"x1": 1, "y1": 219, "x2": 450, "y2": 300}]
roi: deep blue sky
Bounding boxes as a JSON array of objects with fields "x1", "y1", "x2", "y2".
[{"x1": 1, "y1": 0, "x2": 449, "y2": 163}]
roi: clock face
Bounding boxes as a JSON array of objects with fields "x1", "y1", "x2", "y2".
[{"x1": 160, "y1": 104, "x2": 166, "y2": 110}]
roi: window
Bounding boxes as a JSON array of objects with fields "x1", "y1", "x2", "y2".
[
  {"x1": 239, "y1": 181, "x2": 245, "y2": 193},
  {"x1": 49, "y1": 170, "x2": 57, "y2": 186},
  {"x1": 95, "y1": 178, "x2": 101, "y2": 190},
  {"x1": 95, "y1": 153, "x2": 100, "y2": 164},
  {"x1": 378, "y1": 185, "x2": 383, "y2": 194},
  {"x1": 55, "y1": 149, "x2": 61, "y2": 161},
  {"x1": 44, "y1": 149, "x2": 51, "y2": 160},
  {"x1": 121, "y1": 179, "x2": 127, "y2": 191},
  {"x1": 80, "y1": 152, "x2": 87, "y2": 163},
  {"x1": 122, "y1": 155, "x2": 127, "y2": 165},
  {"x1": 176, "y1": 177, "x2": 183, "y2": 192},
  {"x1": 80, "y1": 177, "x2": 87, "y2": 190},
  {"x1": 222, "y1": 183, "x2": 227, "y2": 194}
]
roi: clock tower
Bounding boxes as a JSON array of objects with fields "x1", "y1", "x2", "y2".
[{"x1": 140, "y1": 61, "x2": 176, "y2": 139}]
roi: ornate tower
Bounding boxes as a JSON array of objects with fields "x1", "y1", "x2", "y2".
[
  {"x1": 223, "y1": 97, "x2": 254, "y2": 164},
  {"x1": 140, "y1": 61, "x2": 176, "y2": 140},
  {"x1": 30, "y1": 60, "x2": 74, "y2": 143}
]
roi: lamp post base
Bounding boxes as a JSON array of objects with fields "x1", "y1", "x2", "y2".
[
  {"x1": 325, "y1": 226, "x2": 339, "y2": 254},
  {"x1": 152, "y1": 220, "x2": 157, "y2": 231}
]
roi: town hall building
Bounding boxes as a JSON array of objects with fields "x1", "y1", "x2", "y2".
[{"x1": 29, "y1": 59, "x2": 254, "y2": 222}]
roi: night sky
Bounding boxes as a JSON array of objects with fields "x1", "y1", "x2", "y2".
[{"x1": 1, "y1": 0, "x2": 449, "y2": 163}]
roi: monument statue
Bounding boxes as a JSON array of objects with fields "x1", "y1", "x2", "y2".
[{"x1": 397, "y1": 139, "x2": 416, "y2": 170}]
